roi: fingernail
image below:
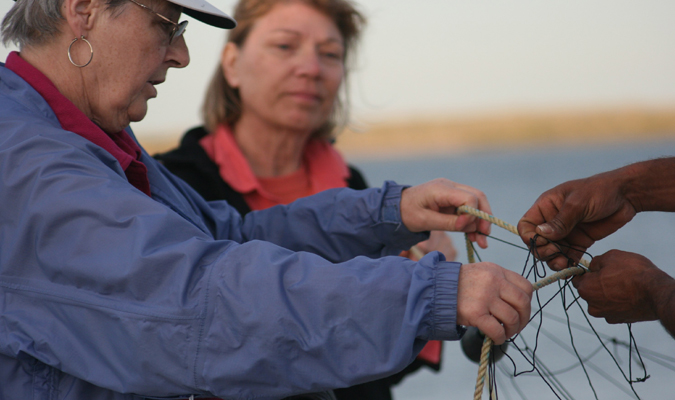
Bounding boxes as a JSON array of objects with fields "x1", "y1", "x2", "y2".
[{"x1": 537, "y1": 224, "x2": 552, "y2": 235}]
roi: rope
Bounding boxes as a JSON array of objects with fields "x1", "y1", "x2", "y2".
[
  {"x1": 473, "y1": 335, "x2": 493, "y2": 400},
  {"x1": 457, "y1": 205, "x2": 589, "y2": 269},
  {"x1": 457, "y1": 205, "x2": 589, "y2": 400},
  {"x1": 459, "y1": 206, "x2": 519, "y2": 236},
  {"x1": 410, "y1": 245, "x2": 426, "y2": 260}
]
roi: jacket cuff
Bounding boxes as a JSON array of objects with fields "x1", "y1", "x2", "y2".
[
  {"x1": 429, "y1": 261, "x2": 466, "y2": 341},
  {"x1": 377, "y1": 181, "x2": 429, "y2": 252}
]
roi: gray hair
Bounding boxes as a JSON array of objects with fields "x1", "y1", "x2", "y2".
[{"x1": 2, "y1": 0, "x2": 127, "y2": 48}]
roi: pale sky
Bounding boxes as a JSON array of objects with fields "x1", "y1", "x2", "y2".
[{"x1": 2, "y1": 0, "x2": 675, "y2": 138}]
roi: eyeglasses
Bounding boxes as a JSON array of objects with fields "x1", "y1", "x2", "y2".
[{"x1": 128, "y1": 0, "x2": 188, "y2": 44}]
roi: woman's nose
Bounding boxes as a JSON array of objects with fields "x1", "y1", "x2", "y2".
[
  {"x1": 167, "y1": 36, "x2": 190, "y2": 68},
  {"x1": 295, "y1": 49, "x2": 321, "y2": 78}
]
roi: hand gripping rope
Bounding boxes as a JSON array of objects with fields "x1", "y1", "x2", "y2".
[{"x1": 456, "y1": 205, "x2": 589, "y2": 400}]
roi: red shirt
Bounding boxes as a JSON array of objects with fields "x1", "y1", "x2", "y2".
[
  {"x1": 200, "y1": 124, "x2": 350, "y2": 211},
  {"x1": 5, "y1": 52, "x2": 151, "y2": 196}
]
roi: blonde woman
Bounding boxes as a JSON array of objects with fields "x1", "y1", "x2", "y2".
[{"x1": 157, "y1": 0, "x2": 457, "y2": 397}]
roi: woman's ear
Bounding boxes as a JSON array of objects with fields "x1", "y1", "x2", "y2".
[
  {"x1": 61, "y1": 0, "x2": 101, "y2": 36},
  {"x1": 221, "y1": 42, "x2": 241, "y2": 88}
]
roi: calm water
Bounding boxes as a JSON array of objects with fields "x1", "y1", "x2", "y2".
[{"x1": 350, "y1": 139, "x2": 675, "y2": 400}]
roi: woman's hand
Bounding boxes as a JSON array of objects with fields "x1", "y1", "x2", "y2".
[
  {"x1": 401, "y1": 231, "x2": 458, "y2": 261},
  {"x1": 457, "y1": 262, "x2": 533, "y2": 345},
  {"x1": 400, "y1": 178, "x2": 491, "y2": 249}
]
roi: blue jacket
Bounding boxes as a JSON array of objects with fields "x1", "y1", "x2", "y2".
[{"x1": 0, "y1": 62, "x2": 463, "y2": 399}]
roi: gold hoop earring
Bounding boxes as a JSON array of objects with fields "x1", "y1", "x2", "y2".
[{"x1": 68, "y1": 36, "x2": 93, "y2": 68}]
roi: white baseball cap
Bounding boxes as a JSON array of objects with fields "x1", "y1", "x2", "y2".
[
  {"x1": 11, "y1": 0, "x2": 236, "y2": 29},
  {"x1": 167, "y1": 0, "x2": 236, "y2": 29}
]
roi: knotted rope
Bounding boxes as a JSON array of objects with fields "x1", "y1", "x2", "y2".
[{"x1": 456, "y1": 205, "x2": 588, "y2": 400}]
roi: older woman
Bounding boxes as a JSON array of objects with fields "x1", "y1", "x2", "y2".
[
  {"x1": 157, "y1": 3, "x2": 455, "y2": 396},
  {"x1": 0, "y1": 0, "x2": 533, "y2": 399}
]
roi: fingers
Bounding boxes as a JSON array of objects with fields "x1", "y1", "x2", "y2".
[
  {"x1": 415, "y1": 231, "x2": 457, "y2": 261},
  {"x1": 571, "y1": 273, "x2": 585, "y2": 290},
  {"x1": 400, "y1": 179, "x2": 493, "y2": 240},
  {"x1": 529, "y1": 235, "x2": 589, "y2": 271},
  {"x1": 518, "y1": 194, "x2": 560, "y2": 247},
  {"x1": 473, "y1": 314, "x2": 509, "y2": 345},
  {"x1": 587, "y1": 251, "x2": 605, "y2": 272},
  {"x1": 398, "y1": 249, "x2": 414, "y2": 260},
  {"x1": 466, "y1": 231, "x2": 488, "y2": 249},
  {"x1": 452, "y1": 182, "x2": 492, "y2": 217},
  {"x1": 503, "y1": 268, "x2": 535, "y2": 297},
  {"x1": 437, "y1": 180, "x2": 491, "y2": 248},
  {"x1": 519, "y1": 176, "x2": 637, "y2": 272},
  {"x1": 487, "y1": 300, "x2": 524, "y2": 342},
  {"x1": 450, "y1": 182, "x2": 492, "y2": 238},
  {"x1": 535, "y1": 204, "x2": 582, "y2": 242},
  {"x1": 517, "y1": 218, "x2": 540, "y2": 247},
  {"x1": 519, "y1": 212, "x2": 594, "y2": 271},
  {"x1": 457, "y1": 262, "x2": 533, "y2": 345},
  {"x1": 518, "y1": 184, "x2": 587, "y2": 253},
  {"x1": 520, "y1": 183, "x2": 587, "y2": 241},
  {"x1": 499, "y1": 269, "x2": 533, "y2": 335},
  {"x1": 456, "y1": 216, "x2": 490, "y2": 249},
  {"x1": 474, "y1": 286, "x2": 532, "y2": 345}
]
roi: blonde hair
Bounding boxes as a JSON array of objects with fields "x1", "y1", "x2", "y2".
[{"x1": 201, "y1": 0, "x2": 365, "y2": 139}]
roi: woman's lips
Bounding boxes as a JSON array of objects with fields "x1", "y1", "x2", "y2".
[
  {"x1": 146, "y1": 80, "x2": 164, "y2": 98},
  {"x1": 286, "y1": 91, "x2": 322, "y2": 104}
]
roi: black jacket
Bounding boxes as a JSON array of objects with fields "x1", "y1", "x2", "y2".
[{"x1": 155, "y1": 127, "x2": 368, "y2": 216}]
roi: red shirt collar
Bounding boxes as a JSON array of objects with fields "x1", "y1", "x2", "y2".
[
  {"x1": 200, "y1": 124, "x2": 350, "y2": 196},
  {"x1": 5, "y1": 51, "x2": 151, "y2": 196}
]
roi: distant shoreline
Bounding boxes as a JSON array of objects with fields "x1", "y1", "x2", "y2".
[{"x1": 139, "y1": 107, "x2": 675, "y2": 159}]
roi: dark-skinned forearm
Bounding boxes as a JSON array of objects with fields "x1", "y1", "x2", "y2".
[{"x1": 618, "y1": 157, "x2": 675, "y2": 213}]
